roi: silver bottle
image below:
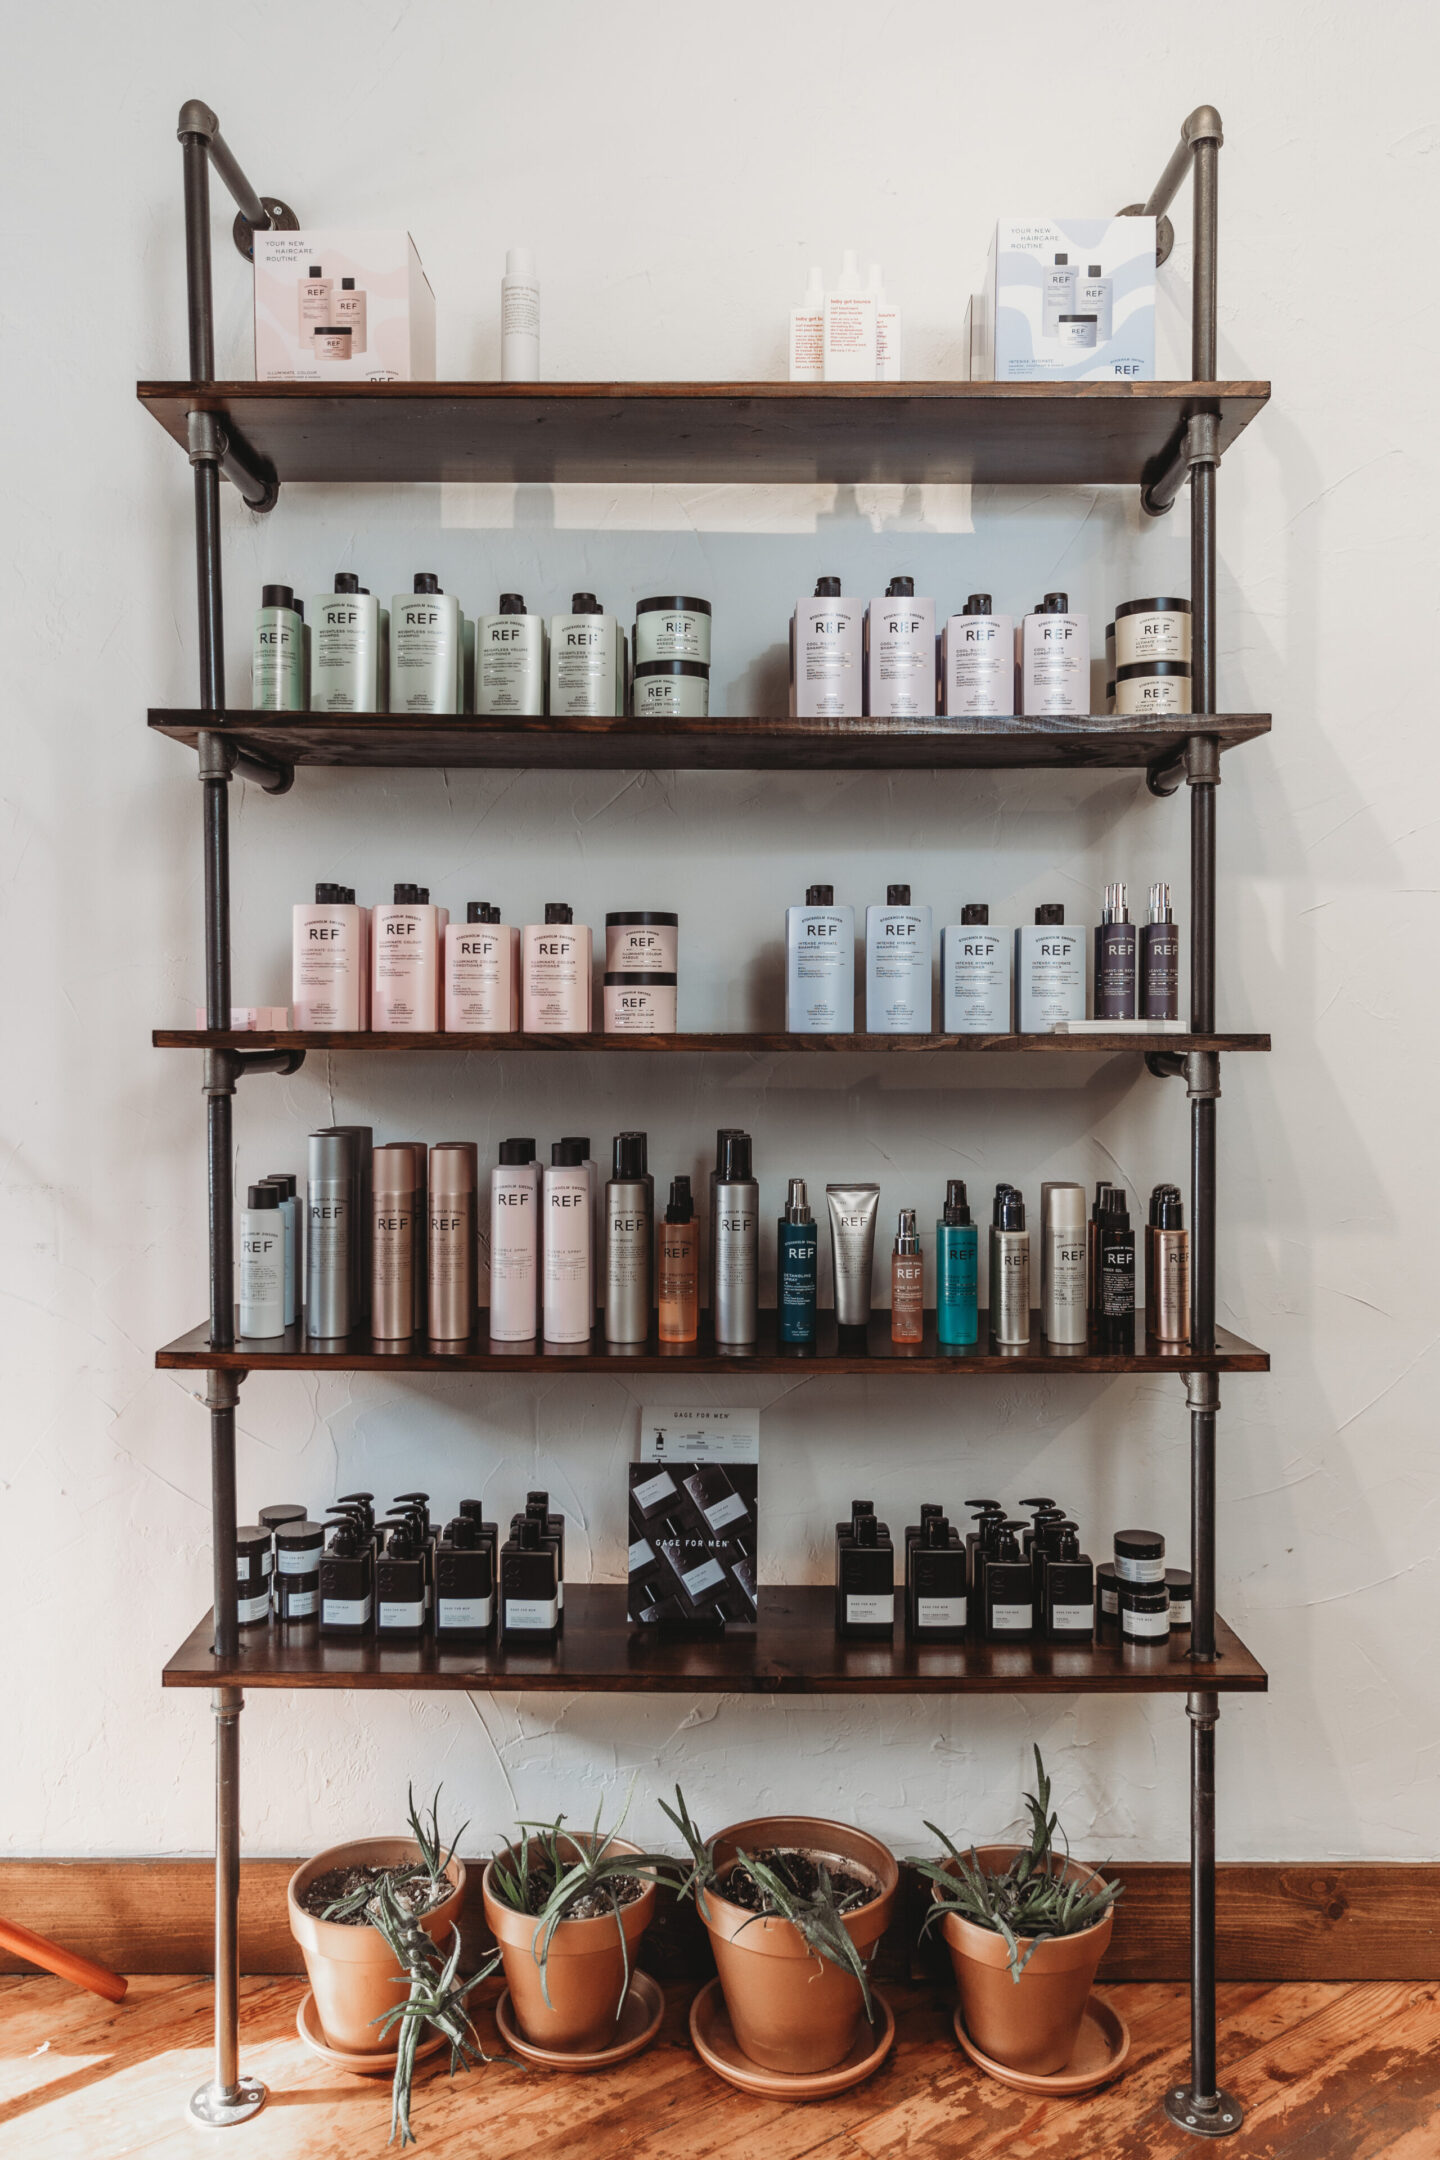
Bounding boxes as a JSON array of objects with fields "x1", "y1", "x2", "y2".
[
  {"x1": 306, "y1": 1130, "x2": 356, "y2": 1338},
  {"x1": 989, "y1": 1184, "x2": 1032, "y2": 1346},
  {"x1": 711, "y1": 1129, "x2": 758, "y2": 1347},
  {"x1": 604, "y1": 1131, "x2": 653, "y2": 1345}
]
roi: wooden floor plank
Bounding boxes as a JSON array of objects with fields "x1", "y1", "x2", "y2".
[{"x1": 1, "y1": 1975, "x2": 1438, "y2": 2158}]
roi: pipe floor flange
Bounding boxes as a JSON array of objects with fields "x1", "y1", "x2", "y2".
[
  {"x1": 1164, "y1": 2084, "x2": 1244, "y2": 2137},
  {"x1": 188, "y1": 2075, "x2": 266, "y2": 2127}
]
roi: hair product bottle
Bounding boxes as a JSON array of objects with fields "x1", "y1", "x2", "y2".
[
  {"x1": 891, "y1": 1208, "x2": 925, "y2": 1344},
  {"x1": 1142, "y1": 882, "x2": 1180, "y2": 1020},
  {"x1": 865, "y1": 884, "x2": 933, "y2": 1033},
  {"x1": 489, "y1": 1138, "x2": 540, "y2": 1343},
  {"x1": 1021, "y1": 592, "x2": 1089, "y2": 717},
  {"x1": 835, "y1": 1512, "x2": 894, "y2": 1637},
  {"x1": 989, "y1": 1185, "x2": 1031, "y2": 1345},
  {"x1": 1044, "y1": 1524, "x2": 1095, "y2": 1642},
  {"x1": 1042, "y1": 252, "x2": 1077, "y2": 334},
  {"x1": 312, "y1": 573, "x2": 380, "y2": 713},
  {"x1": 791, "y1": 578, "x2": 862, "y2": 718},
  {"x1": 390, "y1": 574, "x2": 460, "y2": 715},
  {"x1": 936, "y1": 1179, "x2": 978, "y2": 1347},
  {"x1": 942, "y1": 902, "x2": 1011, "y2": 1033},
  {"x1": 1149, "y1": 1185, "x2": 1190, "y2": 1343},
  {"x1": 1015, "y1": 903, "x2": 1086, "y2": 1030},
  {"x1": 604, "y1": 1131, "x2": 653, "y2": 1345},
  {"x1": 788, "y1": 265, "x2": 824, "y2": 381},
  {"x1": 1042, "y1": 1182, "x2": 1088, "y2": 1344},
  {"x1": 239, "y1": 1185, "x2": 284, "y2": 1338},
  {"x1": 427, "y1": 1143, "x2": 478, "y2": 1343},
  {"x1": 306, "y1": 1130, "x2": 356, "y2": 1339},
  {"x1": 500, "y1": 247, "x2": 540, "y2": 381},
  {"x1": 1078, "y1": 263, "x2": 1112, "y2": 341},
  {"x1": 711, "y1": 1130, "x2": 759, "y2": 1348},
  {"x1": 372, "y1": 884, "x2": 446, "y2": 1031},
  {"x1": 500, "y1": 1517, "x2": 559, "y2": 1641},
  {"x1": 543, "y1": 1140, "x2": 592, "y2": 1344},
  {"x1": 371, "y1": 1143, "x2": 420, "y2": 1341},
  {"x1": 1094, "y1": 883, "x2": 1138, "y2": 1020},
  {"x1": 549, "y1": 593, "x2": 621, "y2": 717},
  {"x1": 865, "y1": 577, "x2": 935, "y2": 717},
  {"x1": 297, "y1": 263, "x2": 331, "y2": 341},
  {"x1": 777, "y1": 1177, "x2": 818, "y2": 1346},
  {"x1": 292, "y1": 883, "x2": 363, "y2": 1030},
  {"x1": 445, "y1": 902, "x2": 519, "y2": 1032},
  {"x1": 786, "y1": 883, "x2": 855, "y2": 1033},
  {"x1": 907, "y1": 1515, "x2": 966, "y2": 1640},
  {"x1": 942, "y1": 594, "x2": 1014, "y2": 717},
  {"x1": 983, "y1": 1522, "x2": 1034, "y2": 1640},
  {"x1": 523, "y1": 903, "x2": 592, "y2": 1031},
  {"x1": 658, "y1": 1176, "x2": 699, "y2": 1344},
  {"x1": 477, "y1": 592, "x2": 546, "y2": 715},
  {"x1": 252, "y1": 584, "x2": 304, "y2": 711},
  {"x1": 258, "y1": 1173, "x2": 299, "y2": 1326},
  {"x1": 435, "y1": 1516, "x2": 495, "y2": 1640},
  {"x1": 1097, "y1": 1187, "x2": 1136, "y2": 1353}
]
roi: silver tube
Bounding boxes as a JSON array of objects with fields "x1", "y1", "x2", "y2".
[
  {"x1": 826, "y1": 1183, "x2": 880, "y2": 1328},
  {"x1": 306, "y1": 1130, "x2": 355, "y2": 1338}
]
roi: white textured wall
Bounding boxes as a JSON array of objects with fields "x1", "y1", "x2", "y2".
[{"x1": 3, "y1": 0, "x2": 1436, "y2": 1869}]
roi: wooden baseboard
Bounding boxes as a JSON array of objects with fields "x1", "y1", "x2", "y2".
[{"x1": 2, "y1": 1859, "x2": 1436, "y2": 1982}]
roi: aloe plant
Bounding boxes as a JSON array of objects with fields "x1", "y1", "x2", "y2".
[
  {"x1": 909, "y1": 1747, "x2": 1121, "y2": 1984},
  {"x1": 658, "y1": 1786, "x2": 880, "y2": 2021},
  {"x1": 488, "y1": 1784, "x2": 676, "y2": 2020}
]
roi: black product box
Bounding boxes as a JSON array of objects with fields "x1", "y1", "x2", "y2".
[{"x1": 628, "y1": 1459, "x2": 758, "y2": 1629}]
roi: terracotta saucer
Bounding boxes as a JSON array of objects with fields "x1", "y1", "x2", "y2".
[
  {"x1": 953, "y1": 1992, "x2": 1131, "y2": 2096},
  {"x1": 295, "y1": 1987, "x2": 449, "y2": 2076},
  {"x1": 493, "y1": 1969, "x2": 665, "y2": 2070},
  {"x1": 689, "y1": 1977, "x2": 895, "y2": 2098}
]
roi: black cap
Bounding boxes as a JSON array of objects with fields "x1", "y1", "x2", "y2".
[
  {"x1": 943, "y1": 1178, "x2": 971, "y2": 1226},
  {"x1": 886, "y1": 575, "x2": 915, "y2": 597},
  {"x1": 1088, "y1": 264, "x2": 1102, "y2": 277},
  {"x1": 340, "y1": 276, "x2": 355, "y2": 290},
  {"x1": 308, "y1": 265, "x2": 322, "y2": 277},
  {"x1": 714, "y1": 1128, "x2": 743, "y2": 1169},
  {"x1": 446, "y1": 1514, "x2": 478, "y2": 1549},
  {"x1": 718, "y1": 1131, "x2": 752, "y2": 1182},
  {"x1": 499, "y1": 593, "x2": 526, "y2": 614},
  {"x1": 1156, "y1": 1188, "x2": 1184, "y2": 1230},
  {"x1": 1101, "y1": 1187, "x2": 1131, "y2": 1227},
  {"x1": 526, "y1": 1488, "x2": 550, "y2": 1511},
  {"x1": 561, "y1": 1136, "x2": 591, "y2": 1157},
  {"x1": 612, "y1": 1131, "x2": 647, "y2": 1179},
  {"x1": 571, "y1": 592, "x2": 601, "y2": 614},
  {"x1": 393, "y1": 883, "x2": 417, "y2": 905},
  {"x1": 314, "y1": 882, "x2": 336, "y2": 903},
  {"x1": 519, "y1": 1517, "x2": 541, "y2": 1549},
  {"x1": 993, "y1": 1185, "x2": 1026, "y2": 1230},
  {"x1": 886, "y1": 884, "x2": 911, "y2": 906},
  {"x1": 551, "y1": 1138, "x2": 586, "y2": 1166},
  {"x1": 1054, "y1": 253, "x2": 1068, "y2": 265},
  {"x1": 667, "y1": 1175, "x2": 694, "y2": 1223},
  {"x1": 963, "y1": 594, "x2": 992, "y2": 616},
  {"x1": 960, "y1": 903, "x2": 988, "y2": 925},
  {"x1": 1035, "y1": 903, "x2": 1065, "y2": 925},
  {"x1": 334, "y1": 572, "x2": 360, "y2": 593},
  {"x1": 855, "y1": 1513, "x2": 879, "y2": 1547},
  {"x1": 923, "y1": 1514, "x2": 950, "y2": 1548},
  {"x1": 341, "y1": 888, "x2": 356, "y2": 904},
  {"x1": 498, "y1": 1138, "x2": 533, "y2": 1166},
  {"x1": 467, "y1": 902, "x2": 501, "y2": 924},
  {"x1": 1043, "y1": 591, "x2": 1069, "y2": 612},
  {"x1": 263, "y1": 1174, "x2": 297, "y2": 1199},
  {"x1": 246, "y1": 1184, "x2": 278, "y2": 1209},
  {"x1": 814, "y1": 576, "x2": 842, "y2": 597},
  {"x1": 414, "y1": 573, "x2": 441, "y2": 593},
  {"x1": 806, "y1": 884, "x2": 834, "y2": 906},
  {"x1": 544, "y1": 902, "x2": 573, "y2": 924},
  {"x1": 262, "y1": 584, "x2": 294, "y2": 610},
  {"x1": 416, "y1": 888, "x2": 430, "y2": 904}
]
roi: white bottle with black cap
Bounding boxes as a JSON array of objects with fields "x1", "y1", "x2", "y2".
[
  {"x1": 866, "y1": 884, "x2": 933, "y2": 1034},
  {"x1": 477, "y1": 593, "x2": 546, "y2": 715},
  {"x1": 791, "y1": 577, "x2": 862, "y2": 718},
  {"x1": 865, "y1": 576, "x2": 936, "y2": 718},
  {"x1": 252, "y1": 585, "x2": 304, "y2": 711},
  {"x1": 259, "y1": 1174, "x2": 300, "y2": 1326},
  {"x1": 390, "y1": 574, "x2": 460, "y2": 715},
  {"x1": 313, "y1": 573, "x2": 380, "y2": 712},
  {"x1": 550, "y1": 593, "x2": 620, "y2": 717},
  {"x1": 786, "y1": 883, "x2": 855, "y2": 1033},
  {"x1": 1022, "y1": 592, "x2": 1089, "y2": 716},
  {"x1": 942, "y1": 903, "x2": 1011, "y2": 1032},
  {"x1": 1042, "y1": 252, "x2": 1077, "y2": 335},
  {"x1": 942, "y1": 594, "x2": 1014, "y2": 717},
  {"x1": 1016, "y1": 904, "x2": 1086, "y2": 1031},
  {"x1": 490, "y1": 1138, "x2": 540, "y2": 1343},
  {"x1": 240, "y1": 1184, "x2": 285, "y2": 1338}
]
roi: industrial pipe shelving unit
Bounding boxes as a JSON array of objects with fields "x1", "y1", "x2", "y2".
[{"x1": 152, "y1": 99, "x2": 1267, "y2": 2138}]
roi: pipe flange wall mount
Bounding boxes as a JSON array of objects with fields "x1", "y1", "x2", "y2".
[{"x1": 233, "y1": 197, "x2": 298, "y2": 262}]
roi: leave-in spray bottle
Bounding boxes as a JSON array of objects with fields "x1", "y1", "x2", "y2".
[
  {"x1": 1142, "y1": 882, "x2": 1180, "y2": 1020},
  {"x1": 777, "y1": 1177, "x2": 817, "y2": 1345},
  {"x1": 891, "y1": 1208, "x2": 925, "y2": 1344},
  {"x1": 936, "y1": 1179, "x2": 978, "y2": 1347}
]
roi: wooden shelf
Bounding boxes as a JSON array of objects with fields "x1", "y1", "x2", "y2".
[
  {"x1": 155, "y1": 1027, "x2": 1270, "y2": 1056},
  {"x1": 156, "y1": 1308, "x2": 1269, "y2": 1376},
  {"x1": 136, "y1": 380, "x2": 1269, "y2": 489},
  {"x1": 147, "y1": 710, "x2": 1270, "y2": 774},
  {"x1": 161, "y1": 1585, "x2": 1267, "y2": 1695}
]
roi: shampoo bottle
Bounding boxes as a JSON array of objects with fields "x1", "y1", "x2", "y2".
[
  {"x1": 777, "y1": 1177, "x2": 818, "y2": 1346},
  {"x1": 259, "y1": 1173, "x2": 299, "y2": 1327},
  {"x1": 865, "y1": 884, "x2": 933, "y2": 1034},
  {"x1": 292, "y1": 883, "x2": 364, "y2": 1030},
  {"x1": 312, "y1": 572, "x2": 380, "y2": 713},
  {"x1": 372, "y1": 883, "x2": 446, "y2": 1031},
  {"x1": 445, "y1": 902, "x2": 519, "y2": 1032},
  {"x1": 549, "y1": 593, "x2": 620, "y2": 717},
  {"x1": 252, "y1": 584, "x2": 304, "y2": 711},
  {"x1": 500, "y1": 247, "x2": 540, "y2": 382},
  {"x1": 477, "y1": 592, "x2": 546, "y2": 715},
  {"x1": 239, "y1": 1185, "x2": 285, "y2": 1338},
  {"x1": 1016, "y1": 904, "x2": 1086, "y2": 1031},
  {"x1": 791, "y1": 577, "x2": 862, "y2": 719},
  {"x1": 942, "y1": 594, "x2": 1014, "y2": 717},
  {"x1": 1022, "y1": 592, "x2": 1089, "y2": 716},
  {"x1": 942, "y1": 903, "x2": 1011, "y2": 1033},
  {"x1": 785, "y1": 883, "x2": 855, "y2": 1033},
  {"x1": 823, "y1": 248, "x2": 878, "y2": 381},
  {"x1": 865, "y1": 576, "x2": 936, "y2": 717},
  {"x1": 788, "y1": 265, "x2": 824, "y2": 381},
  {"x1": 523, "y1": 903, "x2": 592, "y2": 1031},
  {"x1": 390, "y1": 575, "x2": 460, "y2": 716},
  {"x1": 935, "y1": 1179, "x2": 978, "y2": 1348}
]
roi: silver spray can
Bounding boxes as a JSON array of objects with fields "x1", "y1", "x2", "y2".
[
  {"x1": 711, "y1": 1130, "x2": 758, "y2": 1347},
  {"x1": 989, "y1": 1184, "x2": 1032, "y2": 1346},
  {"x1": 604, "y1": 1131, "x2": 653, "y2": 1345},
  {"x1": 306, "y1": 1130, "x2": 356, "y2": 1338}
]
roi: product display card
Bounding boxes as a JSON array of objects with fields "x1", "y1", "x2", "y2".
[
  {"x1": 638, "y1": 1407, "x2": 760, "y2": 1464},
  {"x1": 628, "y1": 1454, "x2": 759, "y2": 1631}
]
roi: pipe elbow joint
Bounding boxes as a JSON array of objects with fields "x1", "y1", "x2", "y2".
[
  {"x1": 177, "y1": 99, "x2": 219, "y2": 143},
  {"x1": 1183, "y1": 105, "x2": 1224, "y2": 147}
]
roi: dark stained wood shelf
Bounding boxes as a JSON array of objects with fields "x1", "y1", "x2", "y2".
[
  {"x1": 147, "y1": 709, "x2": 1270, "y2": 774},
  {"x1": 155, "y1": 1027, "x2": 1270, "y2": 1055},
  {"x1": 156, "y1": 1307, "x2": 1269, "y2": 1376},
  {"x1": 161, "y1": 1585, "x2": 1267, "y2": 1695},
  {"x1": 136, "y1": 379, "x2": 1270, "y2": 489}
]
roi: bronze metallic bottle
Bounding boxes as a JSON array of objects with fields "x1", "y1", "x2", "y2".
[
  {"x1": 658, "y1": 1175, "x2": 699, "y2": 1344},
  {"x1": 1149, "y1": 1184, "x2": 1191, "y2": 1343},
  {"x1": 890, "y1": 1207, "x2": 925, "y2": 1344},
  {"x1": 372, "y1": 1143, "x2": 419, "y2": 1340},
  {"x1": 428, "y1": 1142, "x2": 478, "y2": 1341}
]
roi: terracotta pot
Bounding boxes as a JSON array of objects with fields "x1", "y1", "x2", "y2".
[
  {"x1": 698, "y1": 1815, "x2": 898, "y2": 2075},
  {"x1": 937, "y1": 1842, "x2": 1113, "y2": 2075},
  {"x1": 481, "y1": 1835, "x2": 656, "y2": 2054},
  {"x1": 287, "y1": 1837, "x2": 465, "y2": 2055}
]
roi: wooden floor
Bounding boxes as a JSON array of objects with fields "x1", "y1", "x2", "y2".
[{"x1": 1, "y1": 1974, "x2": 1436, "y2": 2157}]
